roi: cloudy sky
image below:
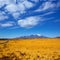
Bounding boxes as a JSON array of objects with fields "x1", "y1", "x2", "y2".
[{"x1": 0, "y1": 0, "x2": 60, "y2": 38}]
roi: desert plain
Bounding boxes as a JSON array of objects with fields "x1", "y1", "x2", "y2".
[{"x1": 0, "y1": 38, "x2": 60, "y2": 60}]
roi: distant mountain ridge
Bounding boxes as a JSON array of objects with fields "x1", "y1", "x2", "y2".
[
  {"x1": 0, "y1": 35, "x2": 60, "y2": 39},
  {"x1": 19, "y1": 34, "x2": 48, "y2": 38},
  {"x1": 55, "y1": 37, "x2": 60, "y2": 38}
]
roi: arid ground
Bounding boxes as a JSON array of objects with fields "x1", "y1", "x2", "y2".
[{"x1": 0, "y1": 38, "x2": 60, "y2": 60}]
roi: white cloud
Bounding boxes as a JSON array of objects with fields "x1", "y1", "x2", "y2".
[
  {"x1": 5, "y1": 0, "x2": 35, "y2": 19},
  {"x1": 0, "y1": 22, "x2": 15, "y2": 27},
  {"x1": 42, "y1": 2, "x2": 55, "y2": 10},
  {"x1": 23, "y1": 0, "x2": 34, "y2": 9},
  {"x1": 31, "y1": 0, "x2": 39, "y2": 3},
  {"x1": 12, "y1": 12, "x2": 20, "y2": 19},
  {"x1": 0, "y1": 0, "x2": 38, "y2": 21},
  {"x1": 36, "y1": 34, "x2": 41, "y2": 36},
  {"x1": 41, "y1": 11, "x2": 55, "y2": 17},
  {"x1": 57, "y1": 2, "x2": 60, "y2": 8},
  {"x1": 17, "y1": 3, "x2": 26, "y2": 13},
  {"x1": 18, "y1": 16, "x2": 40, "y2": 28},
  {"x1": 0, "y1": 11, "x2": 8, "y2": 21},
  {"x1": 0, "y1": 0, "x2": 5, "y2": 8},
  {"x1": 5, "y1": 0, "x2": 34, "y2": 15},
  {"x1": 5, "y1": 3, "x2": 25, "y2": 19},
  {"x1": 0, "y1": 15, "x2": 8, "y2": 21},
  {"x1": 5, "y1": 4, "x2": 18, "y2": 13},
  {"x1": 0, "y1": 0, "x2": 59, "y2": 29},
  {"x1": 35, "y1": 2, "x2": 56, "y2": 12},
  {"x1": 0, "y1": 0, "x2": 14, "y2": 8}
]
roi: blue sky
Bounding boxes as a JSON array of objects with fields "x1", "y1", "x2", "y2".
[{"x1": 0, "y1": 0, "x2": 60, "y2": 38}]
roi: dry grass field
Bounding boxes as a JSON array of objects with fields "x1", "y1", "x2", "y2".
[{"x1": 0, "y1": 38, "x2": 60, "y2": 60}]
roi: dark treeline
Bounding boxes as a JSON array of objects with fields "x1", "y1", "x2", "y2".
[{"x1": 0, "y1": 39, "x2": 9, "y2": 40}]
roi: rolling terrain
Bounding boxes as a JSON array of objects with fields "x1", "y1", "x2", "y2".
[{"x1": 0, "y1": 38, "x2": 60, "y2": 60}]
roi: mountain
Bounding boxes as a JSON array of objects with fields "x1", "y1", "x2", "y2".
[
  {"x1": 0, "y1": 34, "x2": 48, "y2": 39},
  {"x1": 55, "y1": 36, "x2": 60, "y2": 38},
  {"x1": 19, "y1": 34, "x2": 48, "y2": 38}
]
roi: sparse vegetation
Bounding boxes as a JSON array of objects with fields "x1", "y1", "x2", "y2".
[{"x1": 0, "y1": 38, "x2": 60, "y2": 60}]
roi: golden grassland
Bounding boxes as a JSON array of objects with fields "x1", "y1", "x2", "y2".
[{"x1": 0, "y1": 38, "x2": 60, "y2": 60}]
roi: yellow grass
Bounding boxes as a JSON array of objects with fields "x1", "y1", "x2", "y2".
[{"x1": 0, "y1": 38, "x2": 60, "y2": 60}]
